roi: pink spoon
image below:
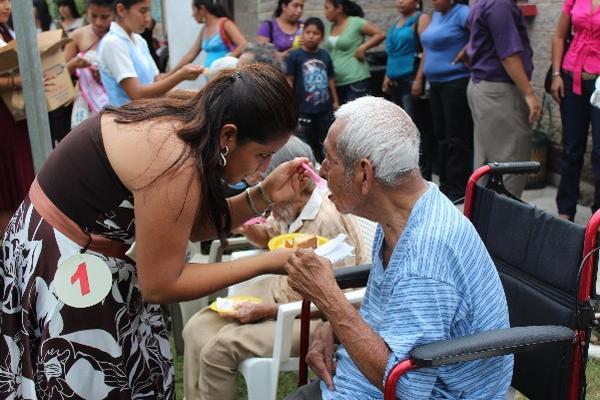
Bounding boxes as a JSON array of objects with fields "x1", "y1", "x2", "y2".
[{"x1": 301, "y1": 163, "x2": 327, "y2": 189}]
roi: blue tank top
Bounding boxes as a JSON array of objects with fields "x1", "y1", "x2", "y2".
[
  {"x1": 385, "y1": 13, "x2": 420, "y2": 80},
  {"x1": 202, "y1": 31, "x2": 230, "y2": 68}
]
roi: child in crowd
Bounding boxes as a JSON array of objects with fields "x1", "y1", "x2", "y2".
[
  {"x1": 63, "y1": 0, "x2": 113, "y2": 127},
  {"x1": 286, "y1": 17, "x2": 338, "y2": 162}
]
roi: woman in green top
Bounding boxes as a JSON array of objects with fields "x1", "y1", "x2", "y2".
[{"x1": 323, "y1": 0, "x2": 385, "y2": 104}]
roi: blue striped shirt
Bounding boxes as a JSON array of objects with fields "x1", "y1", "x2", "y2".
[{"x1": 321, "y1": 183, "x2": 513, "y2": 399}]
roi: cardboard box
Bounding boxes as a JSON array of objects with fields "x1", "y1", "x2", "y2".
[{"x1": 0, "y1": 30, "x2": 74, "y2": 121}]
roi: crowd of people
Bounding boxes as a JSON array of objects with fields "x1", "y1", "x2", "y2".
[{"x1": 0, "y1": 0, "x2": 599, "y2": 398}]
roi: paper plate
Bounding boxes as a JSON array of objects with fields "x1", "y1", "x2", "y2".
[
  {"x1": 209, "y1": 295, "x2": 262, "y2": 313},
  {"x1": 267, "y1": 233, "x2": 328, "y2": 251}
]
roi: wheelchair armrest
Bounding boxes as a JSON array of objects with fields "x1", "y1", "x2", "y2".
[
  {"x1": 334, "y1": 264, "x2": 372, "y2": 289},
  {"x1": 409, "y1": 325, "x2": 574, "y2": 368},
  {"x1": 487, "y1": 161, "x2": 540, "y2": 176},
  {"x1": 207, "y1": 236, "x2": 253, "y2": 264}
]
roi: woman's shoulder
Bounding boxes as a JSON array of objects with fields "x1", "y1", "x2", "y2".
[{"x1": 101, "y1": 114, "x2": 196, "y2": 191}]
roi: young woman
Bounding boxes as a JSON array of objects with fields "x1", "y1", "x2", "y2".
[
  {"x1": 420, "y1": 0, "x2": 472, "y2": 201},
  {"x1": 0, "y1": 0, "x2": 34, "y2": 233},
  {"x1": 256, "y1": 0, "x2": 304, "y2": 59},
  {"x1": 552, "y1": 0, "x2": 600, "y2": 221},
  {"x1": 323, "y1": 0, "x2": 385, "y2": 104},
  {"x1": 382, "y1": 0, "x2": 430, "y2": 118},
  {"x1": 56, "y1": 0, "x2": 84, "y2": 35},
  {"x1": 0, "y1": 64, "x2": 310, "y2": 398},
  {"x1": 97, "y1": 0, "x2": 203, "y2": 106},
  {"x1": 172, "y1": 0, "x2": 247, "y2": 70},
  {"x1": 33, "y1": 0, "x2": 56, "y2": 32},
  {"x1": 64, "y1": 0, "x2": 113, "y2": 126}
]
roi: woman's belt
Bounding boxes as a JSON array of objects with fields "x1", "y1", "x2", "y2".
[{"x1": 29, "y1": 178, "x2": 132, "y2": 261}]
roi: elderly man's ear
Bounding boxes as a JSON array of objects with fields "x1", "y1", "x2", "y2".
[{"x1": 357, "y1": 158, "x2": 374, "y2": 195}]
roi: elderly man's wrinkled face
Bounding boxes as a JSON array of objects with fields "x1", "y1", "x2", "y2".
[{"x1": 321, "y1": 119, "x2": 359, "y2": 214}]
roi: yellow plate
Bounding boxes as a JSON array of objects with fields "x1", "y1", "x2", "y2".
[
  {"x1": 267, "y1": 233, "x2": 329, "y2": 251},
  {"x1": 209, "y1": 295, "x2": 262, "y2": 313}
]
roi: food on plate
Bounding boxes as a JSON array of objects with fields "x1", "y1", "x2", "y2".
[{"x1": 283, "y1": 234, "x2": 319, "y2": 249}]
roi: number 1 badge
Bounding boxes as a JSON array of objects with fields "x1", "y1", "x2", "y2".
[{"x1": 54, "y1": 254, "x2": 112, "y2": 308}]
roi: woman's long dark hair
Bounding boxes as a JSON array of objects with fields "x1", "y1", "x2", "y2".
[
  {"x1": 274, "y1": 0, "x2": 292, "y2": 18},
  {"x1": 56, "y1": 0, "x2": 81, "y2": 19},
  {"x1": 103, "y1": 64, "x2": 298, "y2": 243},
  {"x1": 33, "y1": 0, "x2": 53, "y2": 31},
  {"x1": 193, "y1": 0, "x2": 231, "y2": 19},
  {"x1": 328, "y1": 0, "x2": 364, "y2": 18}
]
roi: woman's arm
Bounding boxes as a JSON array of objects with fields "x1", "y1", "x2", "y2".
[
  {"x1": 224, "y1": 20, "x2": 248, "y2": 57},
  {"x1": 412, "y1": 13, "x2": 431, "y2": 97},
  {"x1": 0, "y1": 74, "x2": 21, "y2": 90},
  {"x1": 132, "y1": 160, "x2": 294, "y2": 304},
  {"x1": 190, "y1": 158, "x2": 310, "y2": 241},
  {"x1": 119, "y1": 64, "x2": 204, "y2": 100},
  {"x1": 170, "y1": 30, "x2": 203, "y2": 73},
  {"x1": 328, "y1": 78, "x2": 339, "y2": 109},
  {"x1": 550, "y1": 12, "x2": 571, "y2": 103},
  {"x1": 355, "y1": 21, "x2": 386, "y2": 60}
]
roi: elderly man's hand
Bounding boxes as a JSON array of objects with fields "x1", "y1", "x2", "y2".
[
  {"x1": 306, "y1": 322, "x2": 337, "y2": 390},
  {"x1": 220, "y1": 302, "x2": 274, "y2": 324},
  {"x1": 284, "y1": 249, "x2": 338, "y2": 305}
]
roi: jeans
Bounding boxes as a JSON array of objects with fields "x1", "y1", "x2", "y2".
[
  {"x1": 556, "y1": 72, "x2": 600, "y2": 218},
  {"x1": 387, "y1": 77, "x2": 436, "y2": 181},
  {"x1": 429, "y1": 77, "x2": 473, "y2": 200},
  {"x1": 336, "y1": 78, "x2": 370, "y2": 104},
  {"x1": 297, "y1": 110, "x2": 334, "y2": 162}
]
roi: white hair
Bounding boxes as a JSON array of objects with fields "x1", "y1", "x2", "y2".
[{"x1": 334, "y1": 96, "x2": 420, "y2": 186}]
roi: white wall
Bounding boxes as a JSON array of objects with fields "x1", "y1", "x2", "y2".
[{"x1": 163, "y1": 0, "x2": 206, "y2": 90}]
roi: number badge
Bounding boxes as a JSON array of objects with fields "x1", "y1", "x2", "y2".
[{"x1": 54, "y1": 254, "x2": 113, "y2": 308}]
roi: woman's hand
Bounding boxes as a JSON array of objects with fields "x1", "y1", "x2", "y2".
[
  {"x1": 411, "y1": 78, "x2": 423, "y2": 98},
  {"x1": 69, "y1": 55, "x2": 91, "y2": 70},
  {"x1": 382, "y1": 75, "x2": 391, "y2": 94},
  {"x1": 261, "y1": 157, "x2": 310, "y2": 203},
  {"x1": 355, "y1": 45, "x2": 367, "y2": 61},
  {"x1": 178, "y1": 64, "x2": 205, "y2": 81},
  {"x1": 551, "y1": 75, "x2": 565, "y2": 104},
  {"x1": 220, "y1": 302, "x2": 276, "y2": 324}
]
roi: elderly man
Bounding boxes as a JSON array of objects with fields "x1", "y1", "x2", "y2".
[
  {"x1": 285, "y1": 96, "x2": 513, "y2": 399},
  {"x1": 182, "y1": 156, "x2": 367, "y2": 400}
]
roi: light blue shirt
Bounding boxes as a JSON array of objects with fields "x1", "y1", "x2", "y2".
[
  {"x1": 385, "y1": 13, "x2": 420, "y2": 80},
  {"x1": 321, "y1": 183, "x2": 513, "y2": 399},
  {"x1": 420, "y1": 4, "x2": 470, "y2": 83},
  {"x1": 98, "y1": 22, "x2": 159, "y2": 106}
]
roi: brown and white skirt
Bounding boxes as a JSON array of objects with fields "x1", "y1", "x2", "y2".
[{"x1": 0, "y1": 198, "x2": 174, "y2": 399}]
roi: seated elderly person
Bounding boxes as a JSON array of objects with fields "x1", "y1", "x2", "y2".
[
  {"x1": 284, "y1": 96, "x2": 513, "y2": 399},
  {"x1": 182, "y1": 140, "x2": 367, "y2": 400},
  {"x1": 238, "y1": 42, "x2": 283, "y2": 70}
]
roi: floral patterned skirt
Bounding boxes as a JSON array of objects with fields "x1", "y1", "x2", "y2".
[{"x1": 0, "y1": 198, "x2": 174, "y2": 399}]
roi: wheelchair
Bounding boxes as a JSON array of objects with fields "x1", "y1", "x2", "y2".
[{"x1": 298, "y1": 162, "x2": 600, "y2": 399}]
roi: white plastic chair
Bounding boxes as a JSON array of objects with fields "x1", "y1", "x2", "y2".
[
  {"x1": 238, "y1": 215, "x2": 377, "y2": 400},
  {"x1": 238, "y1": 288, "x2": 366, "y2": 400}
]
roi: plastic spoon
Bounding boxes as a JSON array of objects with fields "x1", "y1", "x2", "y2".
[{"x1": 301, "y1": 163, "x2": 327, "y2": 189}]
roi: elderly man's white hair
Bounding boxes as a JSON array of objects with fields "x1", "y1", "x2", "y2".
[{"x1": 334, "y1": 96, "x2": 420, "y2": 186}]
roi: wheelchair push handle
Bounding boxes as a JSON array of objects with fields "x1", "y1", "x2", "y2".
[{"x1": 487, "y1": 161, "x2": 540, "y2": 175}]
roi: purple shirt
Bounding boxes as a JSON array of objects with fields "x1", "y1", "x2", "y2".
[
  {"x1": 467, "y1": 0, "x2": 533, "y2": 83},
  {"x1": 257, "y1": 19, "x2": 302, "y2": 52}
]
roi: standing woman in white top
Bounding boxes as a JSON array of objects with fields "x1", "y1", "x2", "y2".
[
  {"x1": 56, "y1": 0, "x2": 84, "y2": 35},
  {"x1": 98, "y1": 0, "x2": 204, "y2": 106}
]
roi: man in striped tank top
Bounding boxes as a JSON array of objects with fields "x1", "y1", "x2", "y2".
[{"x1": 285, "y1": 96, "x2": 513, "y2": 400}]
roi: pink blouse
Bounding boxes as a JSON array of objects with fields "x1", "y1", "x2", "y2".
[{"x1": 562, "y1": 0, "x2": 600, "y2": 94}]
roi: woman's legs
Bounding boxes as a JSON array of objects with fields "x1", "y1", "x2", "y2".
[{"x1": 556, "y1": 73, "x2": 593, "y2": 219}]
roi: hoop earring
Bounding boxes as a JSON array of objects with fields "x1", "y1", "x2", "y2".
[{"x1": 219, "y1": 146, "x2": 229, "y2": 167}]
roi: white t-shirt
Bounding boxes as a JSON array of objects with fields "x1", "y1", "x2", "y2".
[{"x1": 98, "y1": 22, "x2": 158, "y2": 84}]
